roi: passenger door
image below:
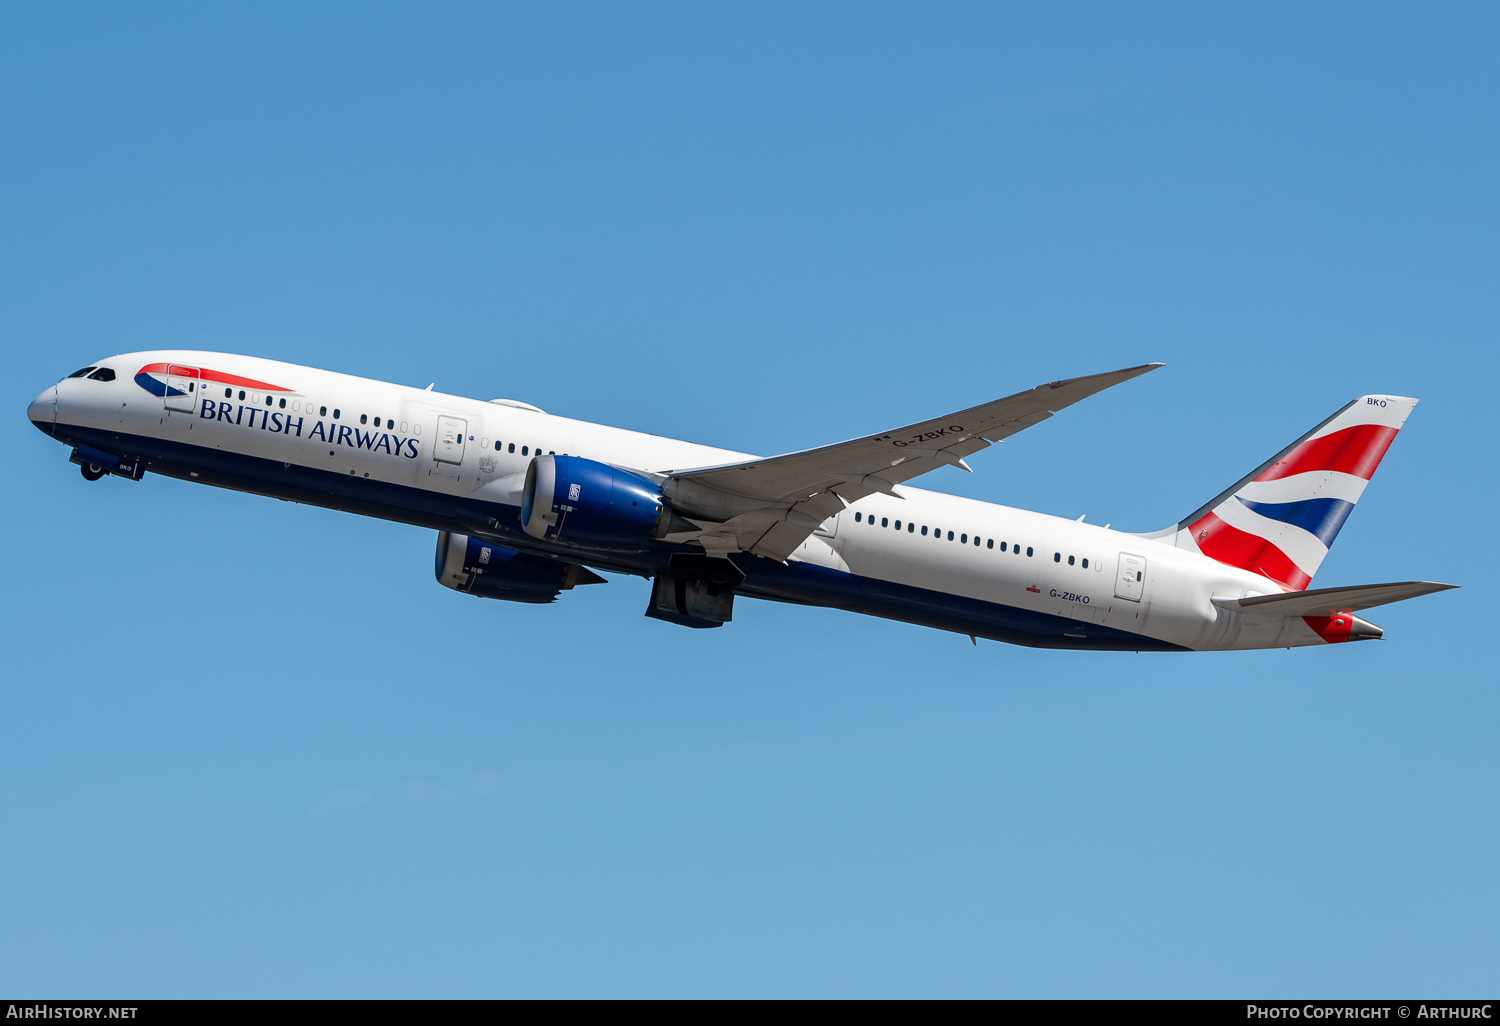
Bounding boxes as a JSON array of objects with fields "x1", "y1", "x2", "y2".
[
  {"x1": 164, "y1": 366, "x2": 199, "y2": 413},
  {"x1": 435, "y1": 416, "x2": 467, "y2": 465},
  {"x1": 1115, "y1": 553, "x2": 1146, "y2": 601}
]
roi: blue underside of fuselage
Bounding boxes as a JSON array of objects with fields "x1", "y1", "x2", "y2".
[{"x1": 40, "y1": 420, "x2": 1185, "y2": 651}]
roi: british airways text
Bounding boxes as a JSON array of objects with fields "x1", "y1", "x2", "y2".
[{"x1": 198, "y1": 399, "x2": 421, "y2": 458}]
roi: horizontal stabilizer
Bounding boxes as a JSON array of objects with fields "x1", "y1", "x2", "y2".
[{"x1": 1212, "y1": 581, "x2": 1457, "y2": 618}]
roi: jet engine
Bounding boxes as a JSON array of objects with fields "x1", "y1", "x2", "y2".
[
  {"x1": 434, "y1": 531, "x2": 605, "y2": 604},
  {"x1": 522, "y1": 454, "x2": 696, "y2": 551}
]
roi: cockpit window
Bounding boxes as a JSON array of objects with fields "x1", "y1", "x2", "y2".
[
  {"x1": 87, "y1": 367, "x2": 116, "y2": 381},
  {"x1": 67, "y1": 367, "x2": 95, "y2": 378}
]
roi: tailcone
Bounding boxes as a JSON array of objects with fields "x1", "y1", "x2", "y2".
[{"x1": 1304, "y1": 613, "x2": 1383, "y2": 644}]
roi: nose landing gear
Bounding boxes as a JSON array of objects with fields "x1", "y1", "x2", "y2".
[{"x1": 68, "y1": 445, "x2": 145, "y2": 481}]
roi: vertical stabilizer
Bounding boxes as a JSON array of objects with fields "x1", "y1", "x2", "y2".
[{"x1": 1164, "y1": 395, "x2": 1417, "y2": 591}]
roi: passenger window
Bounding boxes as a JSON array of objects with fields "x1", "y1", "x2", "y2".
[
  {"x1": 987, "y1": 539, "x2": 993, "y2": 549},
  {"x1": 226, "y1": 388, "x2": 233, "y2": 398},
  {"x1": 921, "y1": 526, "x2": 928, "y2": 536},
  {"x1": 947, "y1": 531, "x2": 954, "y2": 541},
  {"x1": 1082, "y1": 558, "x2": 1088, "y2": 569},
  {"x1": 975, "y1": 536, "x2": 981, "y2": 547},
  {"x1": 320, "y1": 406, "x2": 328, "y2": 417},
  {"x1": 1054, "y1": 552, "x2": 1061, "y2": 562},
  {"x1": 388, "y1": 420, "x2": 395, "y2": 429},
  {"x1": 522, "y1": 446, "x2": 528, "y2": 455},
  {"x1": 87, "y1": 368, "x2": 116, "y2": 381},
  {"x1": 1027, "y1": 547, "x2": 1033, "y2": 557},
  {"x1": 1000, "y1": 542, "x2": 1007, "y2": 552},
  {"x1": 67, "y1": 367, "x2": 95, "y2": 378},
  {"x1": 961, "y1": 534, "x2": 967, "y2": 543},
  {"x1": 360, "y1": 414, "x2": 368, "y2": 424},
  {"x1": 265, "y1": 395, "x2": 272, "y2": 406},
  {"x1": 881, "y1": 518, "x2": 888, "y2": 528},
  {"x1": 855, "y1": 513, "x2": 862, "y2": 523},
  {"x1": 1068, "y1": 555, "x2": 1075, "y2": 566},
  {"x1": 894, "y1": 520, "x2": 901, "y2": 530},
  {"x1": 238, "y1": 390, "x2": 246, "y2": 400},
  {"x1": 907, "y1": 523, "x2": 914, "y2": 533},
  {"x1": 279, "y1": 398, "x2": 286, "y2": 408},
  {"x1": 508, "y1": 443, "x2": 515, "y2": 453},
  {"x1": 334, "y1": 409, "x2": 341, "y2": 420}
]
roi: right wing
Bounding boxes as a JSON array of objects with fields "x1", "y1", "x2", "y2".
[{"x1": 664, "y1": 363, "x2": 1163, "y2": 561}]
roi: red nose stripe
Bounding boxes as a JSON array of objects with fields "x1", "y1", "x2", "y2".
[{"x1": 137, "y1": 362, "x2": 292, "y2": 392}]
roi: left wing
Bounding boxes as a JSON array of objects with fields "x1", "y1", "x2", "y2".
[{"x1": 664, "y1": 363, "x2": 1162, "y2": 561}]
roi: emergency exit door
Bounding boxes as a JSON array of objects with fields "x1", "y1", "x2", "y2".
[{"x1": 1115, "y1": 553, "x2": 1146, "y2": 601}]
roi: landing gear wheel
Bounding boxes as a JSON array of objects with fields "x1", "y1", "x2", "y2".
[{"x1": 80, "y1": 463, "x2": 106, "y2": 482}]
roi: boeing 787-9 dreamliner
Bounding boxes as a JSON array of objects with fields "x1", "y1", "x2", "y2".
[{"x1": 27, "y1": 354, "x2": 1455, "y2": 651}]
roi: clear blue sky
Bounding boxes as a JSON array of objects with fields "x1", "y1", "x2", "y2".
[{"x1": 3, "y1": 2, "x2": 1495, "y2": 997}]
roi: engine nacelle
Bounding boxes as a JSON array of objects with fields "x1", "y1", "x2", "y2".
[
  {"x1": 522, "y1": 454, "x2": 670, "y2": 550},
  {"x1": 434, "y1": 531, "x2": 603, "y2": 604}
]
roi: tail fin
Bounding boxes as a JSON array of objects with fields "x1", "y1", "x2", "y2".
[{"x1": 1161, "y1": 395, "x2": 1418, "y2": 591}]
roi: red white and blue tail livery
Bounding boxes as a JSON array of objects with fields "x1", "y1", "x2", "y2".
[
  {"x1": 1165, "y1": 395, "x2": 1416, "y2": 592},
  {"x1": 27, "y1": 351, "x2": 1455, "y2": 652}
]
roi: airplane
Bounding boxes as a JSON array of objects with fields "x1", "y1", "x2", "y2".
[{"x1": 26, "y1": 352, "x2": 1455, "y2": 651}]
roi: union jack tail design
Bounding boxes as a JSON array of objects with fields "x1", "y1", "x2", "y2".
[{"x1": 1166, "y1": 395, "x2": 1417, "y2": 591}]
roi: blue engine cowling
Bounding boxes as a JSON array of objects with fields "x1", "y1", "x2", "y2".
[
  {"x1": 434, "y1": 531, "x2": 599, "y2": 604},
  {"x1": 521, "y1": 454, "x2": 665, "y2": 550}
]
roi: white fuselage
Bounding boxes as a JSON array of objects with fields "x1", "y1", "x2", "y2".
[{"x1": 28, "y1": 350, "x2": 1332, "y2": 652}]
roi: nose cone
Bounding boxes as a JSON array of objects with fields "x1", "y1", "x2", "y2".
[{"x1": 27, "y1": 387, "x2": 56, "y2": 434}]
